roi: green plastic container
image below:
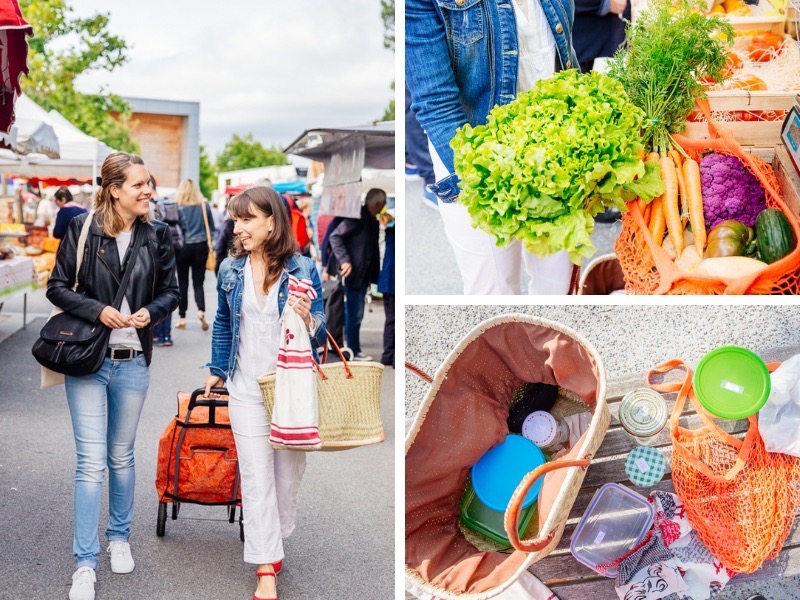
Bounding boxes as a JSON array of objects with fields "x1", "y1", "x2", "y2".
[
  {"x1": 693, "y1": 345, "x2": 771, "y2": 420},
  {"x1": 460, "y1": 481, "x2": 538, "y2": 547}
]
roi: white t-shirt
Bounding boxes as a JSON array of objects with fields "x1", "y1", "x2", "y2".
[
  {"x1": 429, "y1": 0, "x2": 557, "y2": 182},
  {"x1": 108, "y1": 230, "x2": 143, "y2": 351}
]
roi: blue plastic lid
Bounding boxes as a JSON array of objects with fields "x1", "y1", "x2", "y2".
[{"x1": 471, "y1": 434, "x2": 547, "y2": 513}]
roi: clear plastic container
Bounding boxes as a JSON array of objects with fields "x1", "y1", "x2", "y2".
[
  {"x1": 460, "y1": 481, "x2": 538, "y2": 547},
  {"x1": 569, "y1": 483, "x2": 654, "y2": 577}
]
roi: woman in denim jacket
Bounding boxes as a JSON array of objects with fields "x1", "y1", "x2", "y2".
[
  {"x1": 203, "y1": 187, "x2": 325, "y2": 600},
  {"x1": 406, "y1": 0, "x2": 580, "y2": 295}
]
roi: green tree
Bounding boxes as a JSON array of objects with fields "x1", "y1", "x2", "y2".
[
  {"x1": 380, "y1": 0, "x2": 395, "y2": 121},
  {"x1": 20, "y1": 0, "x2": 138, "y2": 152},
  {"x1": 198, "y1": 145, "x2": 218, "y2": 200},
  {"x1": 215, "y1": 133, "x2": 289, "y2": 173}
]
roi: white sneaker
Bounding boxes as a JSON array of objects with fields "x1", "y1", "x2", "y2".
[
  {"x1": 107, "y1": 540, "x2": 135, "y2": 574},
  {"x1": 352, "y1": 352, "x2": 374, "y2": 362},
  {"x1": 69, "y1": 567, "x2": 96, "y2": 600}
]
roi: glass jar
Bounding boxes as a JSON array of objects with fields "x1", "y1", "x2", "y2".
[
  {"x1": 522, "y1": 411, "x2": 569, "y2": 453},
  {"x1": 619, "y1": 388, "x2": 668, "y2": 446}
]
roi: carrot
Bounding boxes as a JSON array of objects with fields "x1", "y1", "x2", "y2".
[
  {"x1": 638, "y1": 148, "x2": 646, "y2": 161},
  {"x1": 648, "y1": 196, "x2": 666, "y2": 245},
  {"x1": 643, "y1": 202, "x2": 653, "y2": 227},
  {"x1": 647, "y1": 152, "x2": 659, "y2": 162},
  {"x1": 669, "y1": 150, "x2": 688, "y2": 222},
  {"x1": 660, "y1": 156, "x2": 683, "y2": 257},
  {"x1": 682, "y1": 158, "x2": 706, "y2": 254}
]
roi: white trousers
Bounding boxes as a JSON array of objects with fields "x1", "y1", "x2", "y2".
[
  {"x1": 228, "y1": 389, "x2": 306, "y2": 564},
  {"x1": 437, "y1": 200, "x2": 573, "y2": 295}
]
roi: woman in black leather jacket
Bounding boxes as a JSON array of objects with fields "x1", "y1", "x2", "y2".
[{"x1": 46, "y1": 152, "x2": 179, "y2": 600}]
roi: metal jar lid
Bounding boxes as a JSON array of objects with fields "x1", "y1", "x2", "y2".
[
  {"x1": 522, "y1": 411, "x2": 559, "y2": 447},
  {"x1": 619, "y1": 388, "x2": 668, "y2": 439}
]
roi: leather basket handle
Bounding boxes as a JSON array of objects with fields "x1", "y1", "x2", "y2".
[
  {"x1": 504, "y1": 457, "x2": 591, "y2": 552},
  {"x1": 405, "y1": 361, "x2": 433, "y2": 384},
  {"x1": 315, "y1": 332, "x2": 352, "y2": 381}
]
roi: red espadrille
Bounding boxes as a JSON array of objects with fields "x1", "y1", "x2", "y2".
[{"x1": 253, "y1": 572, "x2": 277, "y2": 600}]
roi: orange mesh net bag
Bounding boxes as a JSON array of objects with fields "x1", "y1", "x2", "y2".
[
  {"x1": 647, "y1": 358, "x2": 800, "y2": 573},
  {"x1": 615, "y1": 100, "x2": 800, "y2": 294}
]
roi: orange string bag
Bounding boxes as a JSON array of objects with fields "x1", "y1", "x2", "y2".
[
  {"x1": 646, "y1": 358, "x2": 800, "y2": 573},
  {"x1": 615, "y1": 99, "x2": 800, "y2": 294}
]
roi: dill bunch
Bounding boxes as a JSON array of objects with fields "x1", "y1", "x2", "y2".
[{"x1": 607, "y1": 0, "x2": 734, "y2": 155}]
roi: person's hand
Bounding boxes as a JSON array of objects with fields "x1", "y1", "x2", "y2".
[
  {"x1": 99, "y1": 306, "x2": 129, "y2": 329},
  {"x1": 204, "y1": 374, "x2": 225, "y2": 398},
  {"x1": 610, "y1": 0, "x2": 627, "y2": 15},
  {"x1": 288, "y1": 291, "x2": 312, "y2": 328},
  {"x1": 339, "y1": 262, "x2": 352, "y2": 278},
  {"x1": 377, "y1": 213, "x2": 394, "y2": 226},
  {"x1": 321, "y1": 271, "x2": 331, "y2": 282},
  {"x1": 128, "y1": 308, "x2": 151, "y2": 329}
]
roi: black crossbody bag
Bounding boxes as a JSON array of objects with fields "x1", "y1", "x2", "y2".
[{"x1": 32, "y1": 224, "x2": 144, "y2": 377}]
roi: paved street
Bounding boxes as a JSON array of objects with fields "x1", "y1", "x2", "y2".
[
  {"x1": 405, "y1": 175, "x2": 622, "y2": 295},
  {"x1": 0, "y1": 277, "x2": 394, "y2": 600}
]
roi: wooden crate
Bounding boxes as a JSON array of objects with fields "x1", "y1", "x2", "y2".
[{"x1": 682, "y1": 91, "x2": 795, "y2": 152}]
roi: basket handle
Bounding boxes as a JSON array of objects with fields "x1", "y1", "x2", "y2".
[
  {"x1": 504, "y1": 457, "x2": 592, "y2": 552},
  {"x1": 405, "y1": 362, "x2": 433, "y2": 384},
  {"x1": 567, "y1": 264, "x2": 580, "y2": 295},
  {"x1": 315, "y1": 332, "x2": 353, "y2": 381}
]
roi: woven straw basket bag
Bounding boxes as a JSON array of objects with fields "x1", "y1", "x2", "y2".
[
  {"x1": 258, "y1": 333, "x2": 385, "y2": 451},
  {"x1": 405, "y1": 315, "x2": 609, "y2": 599}
]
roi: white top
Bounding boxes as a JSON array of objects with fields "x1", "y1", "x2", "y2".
[
  {"x1": 429, "y1": 0, "x2": 557, "y2": 182},
  {"x1": 227, "y1": 256, "x2": 281, "y2": 399},
  {"x1": 108, "y1": 230, "x2": 143, "y2": 351}
]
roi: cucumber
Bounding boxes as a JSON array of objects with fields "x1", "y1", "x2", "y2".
[{"x1": 755, "y1": 209, "x2": 796, "y2": 264}]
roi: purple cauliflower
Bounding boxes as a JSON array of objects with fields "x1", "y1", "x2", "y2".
[{"x1": 699, "y1": 152, "x2": 766, "y2": 231}]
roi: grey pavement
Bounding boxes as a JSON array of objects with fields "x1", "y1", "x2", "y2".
[
  {"x1": 404, "y1": 175, "x2": 621, "y2": 296},
  {"x1": 405, "y1": 304, "x2": 800, "y2": 599},
  {"x1": 0, "y1": 275, "x2": 394, "y2": 600}
]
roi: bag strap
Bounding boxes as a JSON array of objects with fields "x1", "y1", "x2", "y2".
[
  {"x1": 646, "y1": 358, "x2": 759, "y2": 482},
  {"x1": 405, "y1": 361, "x2": 433, "y2": 384},
  {"x1": 200, "y1": 202, "x2": 213, "y2": 253},
  {"x1": 505, "y1": 457, "x2": 592, "y2": 552},
  {"x1": 314, "y1": 331, "x2": 353, "y2": 381},
  {"x1": 112, "y1": 223, "x2": 145, "y2": 310},
  {"x1": 73, "y1": 212, "x2": 94, "y2": 291}
]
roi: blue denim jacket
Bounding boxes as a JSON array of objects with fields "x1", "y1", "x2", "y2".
[
  {"x1": 208, "y1": 254, "x2": 327, "y2": 381},
  {"x1": 406, "y1": 0, "x2": 579, "y2": 203},
  {"x1": 179, "y1": 203, "x2": 216, "y2": 245}
]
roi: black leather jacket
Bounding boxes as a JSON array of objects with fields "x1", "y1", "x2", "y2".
[{"x1": 47, "y1": 212, "x2": 180, "y2": 365}]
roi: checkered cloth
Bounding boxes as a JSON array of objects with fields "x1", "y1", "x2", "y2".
[{"x1": 625, "y1": 446, "x2": 666, "y2": 487}]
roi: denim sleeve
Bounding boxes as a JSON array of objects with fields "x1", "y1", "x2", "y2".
[
  {"x1": 208, "y1": 276, "x2": 233, "y2": 380},
  {"x1": 406, "y1": 0, "x2": 468, "y2": 188},
  {"x1": 308, "y1": 265, "x2": 327, "y2": 350}
]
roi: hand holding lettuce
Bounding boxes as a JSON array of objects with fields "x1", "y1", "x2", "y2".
[{"x1": 451, "y1": 70, "x2": 663, "y2": 265}]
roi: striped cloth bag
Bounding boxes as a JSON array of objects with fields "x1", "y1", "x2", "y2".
[{"x1": 268, "y1": 276, "x2": 322, "y2": 450}]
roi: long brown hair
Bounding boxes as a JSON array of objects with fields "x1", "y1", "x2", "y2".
[
  {"x1": 93, "y1": 152, "x2": 151, "y2": 237},
  {"x1": 227, "y1": 187, "x2": 296, "y2": 292}
]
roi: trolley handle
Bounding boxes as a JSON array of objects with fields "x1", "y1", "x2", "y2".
[{"x1": 188, "y1": 387, "x2": 229, "y2": 425}]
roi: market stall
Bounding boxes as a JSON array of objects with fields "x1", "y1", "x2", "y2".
[{"x1": 0, "y1": 252, "x2": 35, "y2": 326}]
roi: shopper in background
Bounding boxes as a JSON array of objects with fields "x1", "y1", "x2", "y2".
[
  {"x1": 46, "y1": 152, "x2": 179, "y2": 600},
  {"x1": 52, "y1": 187, "x2": 88, "y2": 240},
  {"x1": 406, "y1": 0, "x2": 579, "y2": 294},
  {"x1": 175, "y1": 179, "x2": 215, "y2": 331},
  {"x1": 328, "y1": 188, "x2": 385, "y2": 361},
  {"x1": 150, "y1": 175, "x2": 182, "y2": 347},
  {"x1": 377, "y1": 213, "x2": 395, "y2": 367},
  {"x1": 405, "y1": 84, "x2": 438, "y2": 210},
  {"x1": 203, "y1": 186, "x2": 325, "y2": 600},
  {"x1": 573, "y1": 0, "x2": 628, "y2": 73}
]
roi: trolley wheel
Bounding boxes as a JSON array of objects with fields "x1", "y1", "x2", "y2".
[
  {"x1": 157, "y1": 502, "x2": 167, "y2": 537},
  {"x1": 171, "y1": 501, "x2": 180, "y2": 520},
  {"x1": 341, "y1": 347, "x2": 354, "y2": 362},
  {"x1": 227, "y1": 505, "x2": 236, "y2": 523}
]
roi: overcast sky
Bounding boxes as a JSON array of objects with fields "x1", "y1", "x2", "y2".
[{"x1": 69, "y1": 0, "x2": 395, "y2": 159}]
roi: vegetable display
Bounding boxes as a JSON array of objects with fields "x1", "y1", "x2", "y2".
[
  {"x1": 607, "y1": 0, "x2": 733, "y2": 156},
  {"x1": 699, "y1": 153, "x2": 766, "y2": 229},
  {"x1": 451, "y1": 69, "x2": 663, "y2": 264}
]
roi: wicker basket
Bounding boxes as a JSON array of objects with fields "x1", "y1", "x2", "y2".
[
  {"x1": 258, "y1": 334, "x2": 385, "y2": 451},
  {"x1": 579, "y1": 253, "x2": 625, "y2": 295},
  {"x1": 405, "y1": 315, "x2": 609, "y2": 599}
]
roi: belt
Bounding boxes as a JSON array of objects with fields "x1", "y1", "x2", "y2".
[{"x1": 107, "y1": 347, "x2": 144, "y2": 361}]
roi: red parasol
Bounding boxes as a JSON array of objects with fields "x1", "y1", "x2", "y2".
[{"x1": 0, "y1": 0, "x2": 31, "y2": 134}]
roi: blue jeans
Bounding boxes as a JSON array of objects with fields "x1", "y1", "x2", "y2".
[
  {"x1": 344, "y1": 286, "x2": 367, "y2": 355},
  {"x1": 153, "y1": 315, "x2": 171, "y2": 342},
  {"x1": 65, "y1": 355, "x2": 150, "y2": 568}
]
